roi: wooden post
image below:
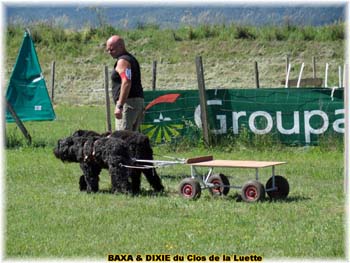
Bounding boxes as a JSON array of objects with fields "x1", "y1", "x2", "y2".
[
  {"x1": 104, "y1": 65, "x2": 112, "y2": 132},
  {"x1": 325, "y1": 63, "x2": 329, "y2": 88},
  {"x1": 51, "y1": 61, "x2": 55, "y2": 103},
  {"x1": 6, "y1": 100, "x2": 32, "y2": 144},
  {"x1": 254, "y1": 61, "x2": 260, "y2": 89},
  {"x1": 195, "y1": 56, "x2": 210, "y2": 146},
  {"x1": 312, "y1": 56, "x2": 316, "y2": 78},
  {"x1": 286, "y1": 55, "x2": 290, "y2": 76},
  {"x1": 152, "y1": 61, "x2": 157, "y2": 91},
  {"x1": 343, "y1": 63, "x2": 346, "y2": 88}
]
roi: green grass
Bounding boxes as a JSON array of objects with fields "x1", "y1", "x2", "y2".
[{"x1": 4, "y1": 105, "x2": 345, "y2": 260}]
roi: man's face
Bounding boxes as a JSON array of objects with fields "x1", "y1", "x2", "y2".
[{"x1": 106, "y1": 41, "x2": 119, "y2": 58}]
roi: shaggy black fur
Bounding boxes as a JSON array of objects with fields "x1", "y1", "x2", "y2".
[
  {"x1": 54, "y1": 131, "x2": 134, "y2": 194},
  {"x1": 106, "y1": 130, "x2": 164, "y2": 194},
  {"x1": 54, "y1": 129, "x2": 164, "y2": 195}
]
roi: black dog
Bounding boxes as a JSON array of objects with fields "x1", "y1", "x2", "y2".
[
  {"x1": 107, "y1": 130, "x2": 164, "y2": 194},
  {"x1": 54, "y1": 131, "x2": 134, "y2": 194}
]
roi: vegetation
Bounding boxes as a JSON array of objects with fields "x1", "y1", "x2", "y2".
[
  {"x1": 5, "y1": 22, "x2": 345, "y2": 105},
  {"x1": 5, "y1": 105, "x2": 345, "y2": 259},
  {"x1": 4, "y1": 21, "x2": 345, "y2": 259}
]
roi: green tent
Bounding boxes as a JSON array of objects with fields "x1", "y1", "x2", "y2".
[{"x1": 6, "y1": 30, "x2": 55, "y2": 122}]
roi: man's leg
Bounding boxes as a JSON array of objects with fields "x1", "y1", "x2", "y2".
[{"x1": 115, "y1": 97, "x2": 144, "y2": 131}]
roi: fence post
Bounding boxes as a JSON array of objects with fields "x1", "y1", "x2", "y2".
[
  {"x1": 254, "y1": 61, "x2": 260, "y2": 88},
  {"x1": 152, "y1": 61, "x2": 157, "y2": 91},
  {"x1": 104, "y1": 65, "x2": 112, "y2": 132},
  {"x1": 312, "y1": 56, "x2": 316, "y2": 78},
  {"x1": 286, "y1": 55, "x2": 290, "y2": 76},
  {"x1": 195, "y1": 56, "x2": 210, "y2": 146},
  {"x1": 51, "y1": 61, "x2": 55, "y2": 103}
]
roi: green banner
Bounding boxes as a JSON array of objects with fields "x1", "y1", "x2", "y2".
[
  {"x1": 141, "y1": 88, "x2": 344, "y2": 145},
  {"x1": 6, "y1": 31, "x2": 56, "y2": 122}
]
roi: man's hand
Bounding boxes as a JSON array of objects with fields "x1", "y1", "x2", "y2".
[{"x1": 114, "y1": 106, "x2": 123, "y2": 119}]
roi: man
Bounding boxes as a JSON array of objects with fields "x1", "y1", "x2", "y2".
[{"x1": 106, "y1": 35, "x2": 144, "y2": 131}]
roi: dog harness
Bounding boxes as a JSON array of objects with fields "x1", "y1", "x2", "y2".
[{"x1": 83, "y1": 139, "x2": 99, "y2": 162}]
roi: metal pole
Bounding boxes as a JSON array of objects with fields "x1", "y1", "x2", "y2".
[
  {"x1": 325, "y1": 63, "x2": 329, "y2": 88},
  {"x1": 297, "y1": 63, "x2": 305, "y2": 88},
  {"x1": 6, "y1": 100, "x2": 32, "y2": 144}
]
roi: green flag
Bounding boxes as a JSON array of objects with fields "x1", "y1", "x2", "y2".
[{"x1": 6, "y1": 31, "x2": 55, "y2": 122}]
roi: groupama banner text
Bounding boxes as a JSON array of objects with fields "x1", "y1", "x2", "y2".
[{"x1": 141, "y1": 88, "x2": 344, "y2": 145}]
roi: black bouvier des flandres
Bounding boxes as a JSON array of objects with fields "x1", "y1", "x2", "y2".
[
  {"x1": 54, "y1": 130, "x2": 134, "y2": 194},
  {"x1": 106, "y1": 130, "x2": 164, "y2": 194},
  {"x1": 54, "y1": 130, "x2": 164, "y2": 195}
]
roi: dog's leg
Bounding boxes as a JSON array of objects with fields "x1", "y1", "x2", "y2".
[
  {"x1": 109, "y1": 164, "x2": 131, "y2": 194},
  {"x1": 142, "y1": 168, "x2": 164, "y2": 193},
  {"x1": 80, "y1": 163, "x2": 101, "y2": 193},
  {"x1": 130, "y1": 169, "x2": 141, "y2": 195},
  {"x1": 79, "y1": 175, "x2": 87, "y2": 191}
]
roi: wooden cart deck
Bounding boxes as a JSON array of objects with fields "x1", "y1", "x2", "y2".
[
  {"x1": 189, "y1": 160, "x2": 286, "y2": 168},
  {"x1": 185, "y1": 155, "x2": 286, "y2": 168}
]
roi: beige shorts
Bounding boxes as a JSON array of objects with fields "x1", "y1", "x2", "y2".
[{"x1": 115, "y1": 97, "x2": 144, "y2": 132}]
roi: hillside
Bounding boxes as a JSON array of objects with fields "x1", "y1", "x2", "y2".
[{"x1": 4, "y1": 24, "x2": 345, "y2": 105}]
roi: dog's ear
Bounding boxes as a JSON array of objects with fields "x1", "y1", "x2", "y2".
[{"x1": 72, "y1": 130, "x2": 84, "y2": 137}]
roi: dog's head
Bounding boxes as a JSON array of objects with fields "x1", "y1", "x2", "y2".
[{"x1": 53, "y1": 136, "x2": 85, "y2": 162}]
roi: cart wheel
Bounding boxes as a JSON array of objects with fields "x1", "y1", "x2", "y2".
[
  {"x1": 266, "y1": 175, "x2": 289, "y2": 199},
  {"x1": 208, "y1": 173, "x2": 230, "y2": 196},
  {"x1": 241, "y1": 180, "x2": 265, "y2": 202},
  {"x1": 178, "y1": 178, "x2": 201, "y2": 200}
]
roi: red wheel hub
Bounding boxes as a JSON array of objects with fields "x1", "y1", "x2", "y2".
[
  {"x1": 211, "y1": 179, "x2": 221, "y2": 193},
  {"x1": 183, "y1": 184, "x2": 193, "y2": 197},
  {"x1": 245, "y1": 186, "x2": 258, "y2": 200}
]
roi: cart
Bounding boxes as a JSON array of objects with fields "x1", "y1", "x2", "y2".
[
  {"x1": 178, "y1": 155, "x2": 289, "y2": 202},
  {"x1": 130, "y1": 155, "x2": 289, "y2": 202}
]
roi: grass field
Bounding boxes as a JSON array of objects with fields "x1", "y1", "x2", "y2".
[{"x1": 4, "y1": 105, "x2": 345, "y2": 260}]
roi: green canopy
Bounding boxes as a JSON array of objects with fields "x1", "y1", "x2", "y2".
[{"x1": 6, "y1": 31, "x2": 55, "y2": 122}]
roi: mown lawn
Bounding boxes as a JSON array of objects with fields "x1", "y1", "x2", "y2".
[{"x1": 4, "y1": 105, "x2": 345, "y2": 260}]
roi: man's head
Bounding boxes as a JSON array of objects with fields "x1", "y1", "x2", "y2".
[{"x1": 106, "y1": 35, "x2": 126, "y2": 58}]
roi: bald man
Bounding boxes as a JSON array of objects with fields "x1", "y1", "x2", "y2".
[{"x1": 106, "y1": 35, "x2": 144, "y2": 131}]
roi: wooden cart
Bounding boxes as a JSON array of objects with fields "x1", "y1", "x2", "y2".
[{"x1": 178, "y1": 155, "x2": 289, "y2": 202}]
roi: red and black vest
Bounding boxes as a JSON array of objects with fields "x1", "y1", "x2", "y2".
[{"x1": 111, "y1": 52, "x2": 144, "y2": 103}]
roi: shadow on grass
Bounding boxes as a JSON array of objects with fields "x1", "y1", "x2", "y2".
[
  {"x1": 199, "y1": 193, "x2": 311, "y2": 203},
  {"x1": 90, "y1": 188, "x2": 170, "y2": 198}
]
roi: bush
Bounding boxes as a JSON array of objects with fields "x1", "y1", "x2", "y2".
[{"x1": 235, "y1": 26, "x2": 256, "y2": 40}]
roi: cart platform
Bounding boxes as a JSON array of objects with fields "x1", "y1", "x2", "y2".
[{"x1": 188, "y1": 159, "x2": 286, "y2": 168}]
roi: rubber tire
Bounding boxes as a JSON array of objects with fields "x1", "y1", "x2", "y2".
[
  {"x1": 266, "y1": 175, "x2": 289, "y2": 199},
  {"x1": 178, "y1": 178, "x2": 201, "y2": 200},
  {"x1": 208, "y1": 173, "x2": 230, "y2": 196},
  {"x1": 241, "y1": 180, "x2": 265, "y2": 202}
]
